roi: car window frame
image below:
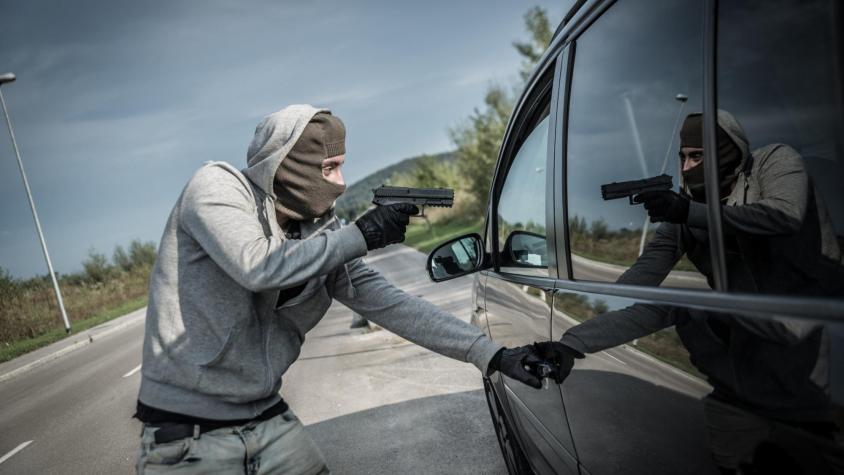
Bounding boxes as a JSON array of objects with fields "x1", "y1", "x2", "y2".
[
  {"x1": 489, "y1": 57, "x2": 561, "y2": 280},
  {"x1": 547, "y1": 0, "x2": 844, "y2": 323}
]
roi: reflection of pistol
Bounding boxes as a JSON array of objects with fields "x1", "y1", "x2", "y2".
[
  {"x1": 600, "y1": 174, "x2": 673, "y2": 204},
  {"x1": 371, "y1": 185, "x2": 454, "y2": 217}
]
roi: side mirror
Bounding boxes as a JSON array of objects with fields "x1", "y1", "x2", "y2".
[
  {"x1": 502, "y1": 230, "x2": 547, "y2": 268},
  {"x1": 426, "y1": 233, "x2": 485, "y2": 282}
]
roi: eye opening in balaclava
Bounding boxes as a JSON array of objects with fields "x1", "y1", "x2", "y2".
[
  {"x1": 273, "y1": 112, "x2": 347, "y2": 222},
  {"x1": 679, "y1": 113, "x2": 743, "y2": 202}
]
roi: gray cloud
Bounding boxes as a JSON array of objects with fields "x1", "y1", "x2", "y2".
[{"x1": 0, "y1": 0, "x2": 565, "y2": 277}]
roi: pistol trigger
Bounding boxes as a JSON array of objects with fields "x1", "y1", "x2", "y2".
[{"x1": 629, "y1": 195, "x2": 636, "y2": 205}]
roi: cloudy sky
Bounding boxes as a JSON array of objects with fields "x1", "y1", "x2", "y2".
[{"x1": 0, "y1": 1, "x2": 565, "y2": 278}]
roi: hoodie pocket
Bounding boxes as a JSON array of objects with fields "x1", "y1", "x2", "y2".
[{"x1": 196, "y1": 321, "x2": 267, "y2": 403}]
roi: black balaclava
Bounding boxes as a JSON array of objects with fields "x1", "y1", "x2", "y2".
[
  {"x1": 274, "y1": 112, "x2": 347, "y2": 222},
  {"x1": 679, "y1": 113, "x2": 743, "y2": 202}
]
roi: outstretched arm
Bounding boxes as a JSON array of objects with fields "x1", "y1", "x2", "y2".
[
  {"x1": 333, "y1": 257, "x2": 503, "y2": 375},
  {"x1": 560, "y1": 303, "x2": 675, "y2": 354},
  {"x1": 561, "y1": 224, "x2": 684, "y2": 354}
]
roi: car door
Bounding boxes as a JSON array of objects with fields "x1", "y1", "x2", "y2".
[
  {"x1": 553, "y1": 1, "x2": 718, "y2": 473},
  {"x1": 483, "y1": 56, "x2": 578, "y2": 474}
]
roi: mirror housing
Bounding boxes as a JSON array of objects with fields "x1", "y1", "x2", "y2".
[
  {"x1": 501, "y1": 230, "x2": 547, "y2": 268},
  {"x1": 426, "y1": 233, "x2": 486, "y2": 282}
]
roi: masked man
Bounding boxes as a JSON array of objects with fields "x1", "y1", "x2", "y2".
[
  {"x1": 134, "y1": 105, "x2": 548, "y2": 474},
  {"x1": 538, "y1": 110, "x2": 844, "y2": 472}
]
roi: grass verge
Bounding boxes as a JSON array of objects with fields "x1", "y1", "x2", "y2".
[{"x1": 0, "y1": 296, "x2": 147, "y2": 364}]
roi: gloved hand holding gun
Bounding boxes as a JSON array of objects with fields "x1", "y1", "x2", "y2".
[
  {"x1": 355, "y1": 184, "x2": 456, "y2": 251},
  {"x1": 600, "y1": 174, "x2": 689, "y2": 224},
  {"x1": 355, "y1": 203, "x2": 419, "y2": 250},
  {"x1": 354, "y1": 185, "x2": 455, "y2": 251}
]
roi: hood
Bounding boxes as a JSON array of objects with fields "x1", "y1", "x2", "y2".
[
  {"x1": 716, "y1": 109, "x2": 750, "y2": 170},
  {"x1": 243, "y1": 104, "x2": 329, "y2": 198}
]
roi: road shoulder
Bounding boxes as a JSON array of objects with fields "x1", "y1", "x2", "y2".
[{"x1": 0, "y1": 307, "x2": 146, "y2": 383}]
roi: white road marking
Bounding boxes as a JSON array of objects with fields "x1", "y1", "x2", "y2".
[
  {"x1": 0, "y1": 440, "x2": 33, "y2": 465},
  {"x1": 602, "y1": 351, "x2": 628, "y2": 366},
  {"x1": 122, "y1": 364, "x2": 142, "y2": 378}
]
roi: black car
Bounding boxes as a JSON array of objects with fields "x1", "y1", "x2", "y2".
[{"x1": 426, "y1": 0, "x2": 844, "y2": 473}]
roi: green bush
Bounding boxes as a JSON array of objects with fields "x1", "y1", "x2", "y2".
[{"x1": 0, "y1": 239, "x2": 157, "y2": 349}]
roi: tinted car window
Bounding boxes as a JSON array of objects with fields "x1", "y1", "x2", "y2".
[
  {"x1": 712, "y1": 1, "x2": 844, "y2": 469},
  {"x1": 497, "y1": 103, "x2": 551, "y2": 275},
  {"x1": 565, "y1": 0, "x2": 708, "y2": 290},
  {"x1": 716, "y1": 0, "x2": 844, "y2": 299}
]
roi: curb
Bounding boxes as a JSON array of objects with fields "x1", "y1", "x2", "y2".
[{"x1": 0, "y1": 309, "x2": 146, "y2": 384}]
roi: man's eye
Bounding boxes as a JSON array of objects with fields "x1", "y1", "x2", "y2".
[{"x1": 690, "y1": 152, "x2": 703, "y2": 159}]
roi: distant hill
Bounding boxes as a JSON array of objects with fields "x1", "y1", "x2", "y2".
[{"x1": 335, "y1": 151, "x2": 456, "y2": 221}]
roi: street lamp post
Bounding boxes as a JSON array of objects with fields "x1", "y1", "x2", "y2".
[
  {"x1": 0, "y1": 72, "x2": 72, "y2": 333},
  {"x1": 635, "y1": 93, "x2": 689, "y2": 257}
]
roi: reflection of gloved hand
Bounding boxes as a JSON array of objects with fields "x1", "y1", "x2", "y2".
[
  {"x1": 354, "y1": 203, "x2": 419, "y2": 251},
  {"x1": 531, "y1": 341, "x2": 584, "y2": 384},
  {"x1": 487, "y1": 346, "x2": 546, "y2": 389},
  {"x1": 634, "y1": 190, "x2": 690, "y2": 224}
]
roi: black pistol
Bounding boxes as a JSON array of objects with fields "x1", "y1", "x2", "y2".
[
  {"x1": 600, "y1": 174, "x2": 673, "y2": 204},
  {"x1": 371, "y1": 185, "x2": 454, "y2": 217}
]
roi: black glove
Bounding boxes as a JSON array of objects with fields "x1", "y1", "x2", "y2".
[
  {"x1": 487, "y1": 345, "x2": 546, "y2": 389},
  {"x1": 634, "y1": 190, "x2": 690, "y2": 224},
  {"x1": 354, "y1": 203, "x2": 419, "y2": 251},
  {"x1": 531, "y1": 341, "x2": 584, "y2": 384}
]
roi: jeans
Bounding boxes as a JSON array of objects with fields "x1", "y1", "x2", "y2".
[{"x1": 136, "y1": 409, "x2": 330, "y2": 475}]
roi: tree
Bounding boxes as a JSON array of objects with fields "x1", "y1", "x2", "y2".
[
  {"x1": 590, "y1": 218, "x2": 610, "y2": 241},
  {"x1": 450, "y1": 86, "x2": 514, "y2": 214},
  {"x1": 513, "y1": 7, "x2": 555, "y2": 81},
  {"x1": 449, "y1": 6, "x2": 554, "y2": 216},
  {"x1": 113, "y1": 245, "x2": 132, "y2": 272},
  {"x1": 83, "y1": 249, "x2": 114, "y2": 283},
  {"x1": 128, "y1": 240, "x2": 157, "y2": 269},
  {"x1": 392, "y1": 154, "x2": 459, "y2": 189}
]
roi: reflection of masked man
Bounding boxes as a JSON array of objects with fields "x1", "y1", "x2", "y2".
[
  {"x1": 536, "y1": 110, "x2": 844, "y2": 472},
  {"x1": 634, "y1": 110, "x2": 843, "y2": 296},
  {"x1": 135, "y1": 105, "x2": 549, "y2": 474},
  {"x1": 675, "y1": 112, "x2": 742, "y2": 202}
]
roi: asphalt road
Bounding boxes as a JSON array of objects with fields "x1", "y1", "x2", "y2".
[{"x1": 0, "y1": 245, "x2": 505, "y2": 474}]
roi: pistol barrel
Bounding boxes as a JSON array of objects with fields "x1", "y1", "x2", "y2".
[{"x1": 600, "y1": 174, "x2": 673, "y2": 202}]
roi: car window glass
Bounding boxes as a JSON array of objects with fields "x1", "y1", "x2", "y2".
[
  {"x1": 497, "y1": 103, "x2": 550, "y2": 276},
  {"x1": 565, "y1": 0, "x2": 708, "y2": 290},
  {"x1": 717, "y1": 0, "x2": 844, "y2": 300},
  {"x1": 715, "y1": 3, "x2": 844, "y2": 464}
]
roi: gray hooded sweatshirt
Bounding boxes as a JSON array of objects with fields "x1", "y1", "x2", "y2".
[
  {"x1": 138, "y1": 104, "x2": 502, "y2": 420},
  {"x1": 561, "y1": 110, "x2": 843, "y2": 420}
]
